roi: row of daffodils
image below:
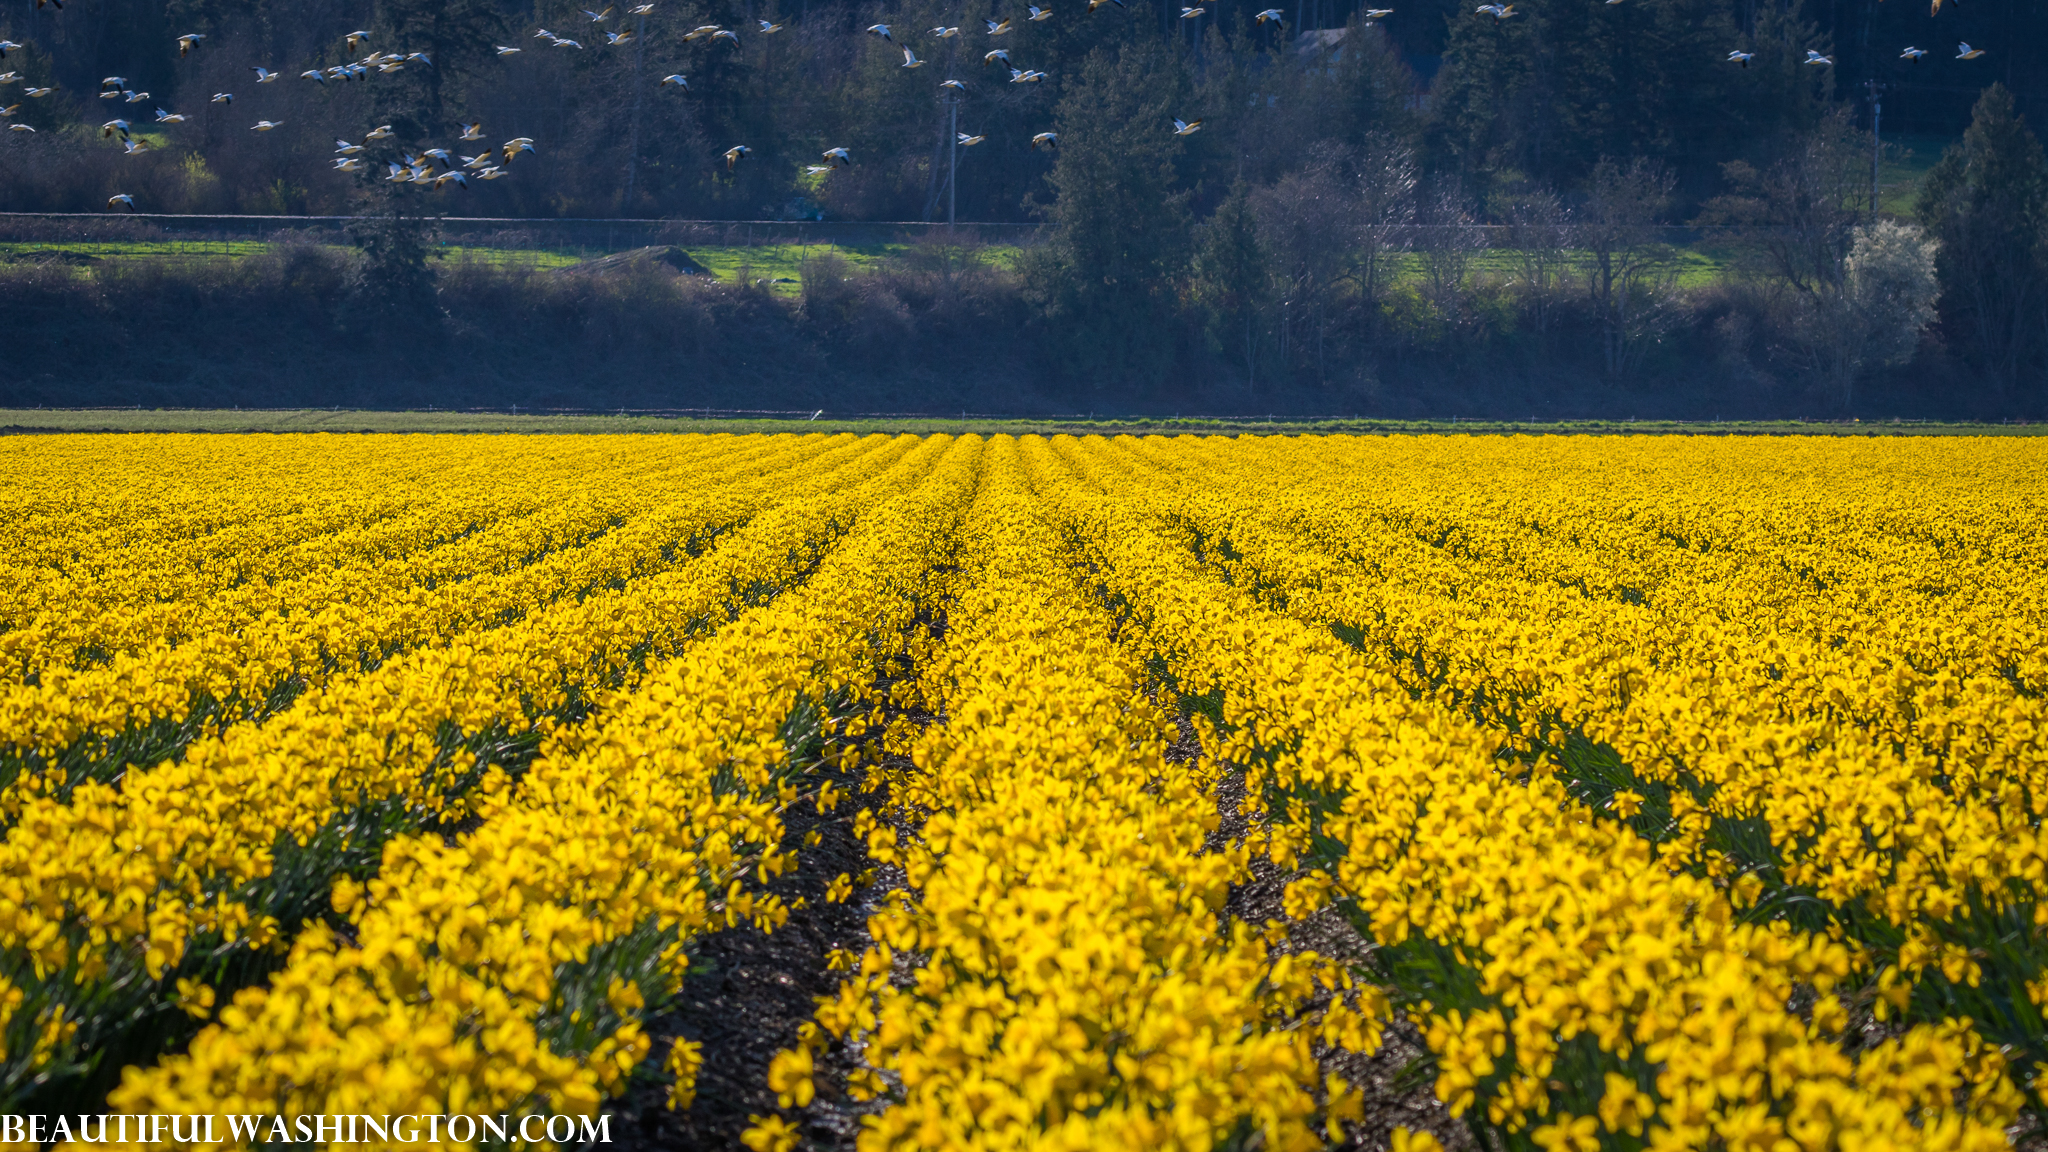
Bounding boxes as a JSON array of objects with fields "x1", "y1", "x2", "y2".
[{"x1": 2, "y1": 431, "x2": 2042, "y2": 1150}]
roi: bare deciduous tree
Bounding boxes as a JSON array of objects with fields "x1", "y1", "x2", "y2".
[
  {"x1": 1352, "y1": 133, "x2": 1417, "y2": 307},
  {"x1": 1411, "y1": 184, "x2": 1480, "y2": 323},
  {"x1": 1697, "y1": 107, "x2": 1867, "y2": 299},
  {"x1": 1253, "y1": 150, "x2": 1353, "y2": 382},
  {"x1": 1578, "y1": 155, "x2": 1676, "y2": 378},
  {"x1": 1505, "y1": 185, "x2": 1570, "y2": 339}
]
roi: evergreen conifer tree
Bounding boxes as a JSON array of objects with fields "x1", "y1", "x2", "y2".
[
  {"x1": 1916, "y1": 83, "x2": 2048, "y2": 395},
  {"x1": 1023, "y1": 40, "x2": 1192, "y2": 390}
]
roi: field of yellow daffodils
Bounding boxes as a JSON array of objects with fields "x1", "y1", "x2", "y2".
[{"x1": 2, "y1": 431, "x2": 2043, "y2": 1151}]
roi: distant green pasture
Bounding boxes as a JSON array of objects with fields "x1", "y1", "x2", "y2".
[
  {"x1": 0, "y1": 237, "x2": 1019, "y2": 294},
  {"x1": 1374, "y1": 245, "x2": 1730, "y2": 289},
  {"x1": 1879, "y1": 133, "x2": 1955, "y2": 216},
  {"x1": 1, "y1": 235, "x2": 1727, "y2": 291}
]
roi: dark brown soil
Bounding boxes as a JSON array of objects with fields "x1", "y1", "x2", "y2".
[
  {"x1": 611, "y1": 755, "x2": 881, "y2": 1151},
  {"x1": 1200, "y1": 720, "x2": 1474, "y2": 1152},
  {"x1": 613, "y1": 698, "x2": 1469, "y2": 1151}
]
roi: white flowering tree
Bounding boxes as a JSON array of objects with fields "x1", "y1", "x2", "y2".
[{"x1": 1794, "y1": 218, "x2": 1940, "y2": 409}]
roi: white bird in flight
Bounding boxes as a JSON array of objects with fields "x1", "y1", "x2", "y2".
[
  {"x1": 211, "y1": 92, "x2": 233, "y2": 103},
  {"x1": 1028, "y1": 6, "x2": 1053, "y2": 19},
  {"x1": 1956, "y1": 41, "x2": 1984, "y2": 58},
  {"x1": 758, "y1": 20, "x2": 785, "y2": 32},
  {"x1": 823, "y1": 146, "x2": 852, "y2": 166},
  {"x1": 867, "y1": 23, "x2": 894, "y2": 40},
  {"x1": 1900, "y1": 46, "x2": 1927, "y2": 61},
  {"x1": 109, "y1": 193, "x2": 135, "y2": 210},
  {"x1": 932, "y1": 25, "x2": 961, "y2": 36},
  {"x1": 661, "y1": 74, "x2": 689, "y2": 87},
  {"x1": 903, "y1": 47, "x2": 926, "y2": 67},
  {"x1": 724, "y1": 144, "x2": 750, "y2": 169},
  {"x1": 1804, "y1": 49, "x2": 1832, "y2": 64},
  {"x1": 957, "y1": 131, "x2": 986, "y2": 145},
  {"x1": 251, "y1": 120, "x2": 284, "y2": 131},
  {"x1": 254, "y1": 67, "x2": 279, "y2": 82},
  {"x1": 177, "y1": 33, "x2": 205, "y2": 56},
  {"x1": 986, "y1": 17, "x2": 1014, "y2": 33},
  {"x1": 1727, "y1": 49, "x2": 1754, "y2": 66},
  {"x1": 496, "y1": 45, "x2": 522, "y2": 55},
  {"x1": 1032, "y1": 131, "x2": 1058, "y2": 149},
  {"x1": 1173, "y1": 117, "x2": 1202, "y2": 135}
]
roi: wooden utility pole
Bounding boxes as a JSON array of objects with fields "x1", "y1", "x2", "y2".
[
  {"x1": 622, "y1": 9, "x2": 650, "y2": 212},
  {"x1": 947, "y1": 96, "x2": 959, "y2": 229}
]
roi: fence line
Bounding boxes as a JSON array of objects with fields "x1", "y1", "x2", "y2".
[
  {"x1": 0, "y1": 212, "x2": 1049, "y2": 226},
  {"x1": 0, "y1": 213, "x2": 1779, "y2": 273},
  {"x1": 0, "y1": 213, "x2": 1048, "y2": 253}
]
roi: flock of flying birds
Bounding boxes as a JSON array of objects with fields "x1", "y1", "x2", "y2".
[
  {"x1": 0, "y1": 3, "x2": 1107, "y2": 211},
  {"x1": 1730, "y1": 40, "x2": 1985, "y2": 69},
  {"x1": 0, "y1": 0, "x2": 1993, "y2": 214},
  {"x1": 0, "y1": 20, "x2": 558, "y2": 209}
]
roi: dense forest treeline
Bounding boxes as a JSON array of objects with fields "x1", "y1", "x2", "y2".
[
  {"x1": 1, "y1": 0, "x2": 2045, "y2": 413},
  {"x1": 0, "y1": 0, "x2": 2037, "y2": 217}
]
